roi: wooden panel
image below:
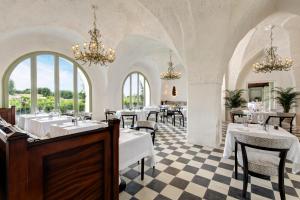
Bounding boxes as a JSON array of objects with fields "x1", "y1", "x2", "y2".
[
  {"x1": 44, "y1": 142, "x2": 105, "y2": 200},
  {"x1": 0, "y1": 106, "x2": 15, "y2": 125},
  {"x1": 0, "y1": 147, "x2": 6, "y2": 200}
]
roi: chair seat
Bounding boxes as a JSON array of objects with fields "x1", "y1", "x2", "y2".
[{"x1": 237, "y1": 150, "x2": 280, "y2": 176}]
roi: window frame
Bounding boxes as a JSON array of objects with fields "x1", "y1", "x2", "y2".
[
  {"x1": 2, "y1": 51, "x2": 92, "y2": 113},
  {"x1": 122, "y1": 71, "x2": 151, "y2": 109}
]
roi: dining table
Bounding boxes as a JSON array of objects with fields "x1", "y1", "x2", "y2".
[
  {"x1": 223, "y1": 123, "x2": 300, "y2": 174},
  {"x1": 119, "y1": 127, "x2": 155, "y2": 181},
  {"x1": 18, "y1": 113, "x2": 49, "y2": 131},
  {"x1": 27, "y1": 116, "x2": 72, "y2": 138}
]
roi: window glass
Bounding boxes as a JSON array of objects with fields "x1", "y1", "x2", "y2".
[
  {"x1": 78, "y1": 68, "x2": 89, "y2": 112},
  {"x1": 138, "y1": 75, "x2": 144, "y2": 108},
  {"x1": 6, "y1": 53, "x2": 90, "y2": 115},
  {"x1": 37, "y1": 55, "x2": 55, "y2": 113},
  {"x1": 8, "y1": 59, "x2": 31, "y2": 114},
  {"x1": 59, "y1": 57, "x2": 74, "y2": 114},
  {"x1": 122, "y1": 72, "x2": 150, "y2": 109}
]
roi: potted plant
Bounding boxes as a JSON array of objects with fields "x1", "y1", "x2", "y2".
[
  {"x1": 272, "y1": 87, "x2": 300, "y2": 113},
  {"x1": 224, "y1": 89, "x2": 247, "y2": 110}
]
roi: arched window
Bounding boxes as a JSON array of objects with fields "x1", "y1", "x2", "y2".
[
  {"x1": 3, "y1": 52, "x2": 91, "y2": 114},
  {"x1": 122, "y1": 72, "x2": 150, "y2": 109}
]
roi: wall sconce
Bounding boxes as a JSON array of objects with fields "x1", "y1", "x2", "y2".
[{"x1": 172, "y1": 86, "x2": 177, "y2": 96}]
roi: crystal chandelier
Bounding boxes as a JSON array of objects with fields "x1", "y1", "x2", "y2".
[
  {"x1": 160, "y1": 51, "x2": 181, "y2": 80},
  {"x1": 72, "y1": 5, "x2": 116, "y2": 66},
  {"x1": 253, "y1": 25, "x2": 293, "y2": 73}
]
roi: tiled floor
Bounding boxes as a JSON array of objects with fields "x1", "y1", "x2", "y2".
[{"x1": 119, "y1": 122, "x2": 300, "y2": 200}]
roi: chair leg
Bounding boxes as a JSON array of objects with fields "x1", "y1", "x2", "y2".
[
  {"x1": 152, "y1": 133, "x2": 155, "y2": 145},
  {"x1": 141, "y1": 158, "x2": 144, "y2": 180},
  {"x1": 242, "y1": 168, "x2": 248, "y2": 198},
  {"x1": 278, "y1": 166, "x2": 286, "y2": 200},
  {"x1": 235, "y1": 161, "x2": 238, "y2": 179},
  {"x1": 234, "y1": 142, "x2": 238, "y2": 179}
]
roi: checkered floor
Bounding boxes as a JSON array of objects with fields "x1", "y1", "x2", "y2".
[{"x1": 119, "y1": 122, "x2": 300, "y2": 200}]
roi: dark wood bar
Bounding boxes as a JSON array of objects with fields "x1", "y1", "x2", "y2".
[{"x1": 0, "y1": 108, "x2": 120, "y2": 200}]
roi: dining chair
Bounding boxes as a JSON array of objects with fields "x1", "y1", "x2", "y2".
[
  {"x1": 234, "y1": 134, "x2": 292, "y2": 200},
  {"x1": 266, "y1": 113, "x2": 296, "y2": 133},
  {"x1": 230, "y1": 110, "x2": 247, "y2": 123},
  {"x1": 105, "y1": 111, "x2": 117, "y2": 121},
  {"x1": 158, "y1": 108, "x2": 167, "y2": 123},
  {"x1": 172, "y1": 110, "x2": 185, "y2": 127},
  {"x1": 134, "y1": 120, "x2": 158, "y2": 144},
  {"x1": 121, "y1": 111, "x2": 137, "y2": 128},
  {"x1": 146, "y1": 111, "x2": 159, "y2": 122}
]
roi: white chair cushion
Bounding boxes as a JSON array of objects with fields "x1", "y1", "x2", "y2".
[{"x1": 237, "y1": 150, "x2": 280, "y2": 176}]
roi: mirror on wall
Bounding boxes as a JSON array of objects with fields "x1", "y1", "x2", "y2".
[{"x1": 248, "y1": 82, "x2": 274, "y2": 111}]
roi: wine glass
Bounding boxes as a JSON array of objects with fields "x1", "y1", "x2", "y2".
[
  {"x1": 257, "y1": 114, "x2": 266, "y2": 130},
  {"x1": 247, "y1": 113, "x2": 253, "y2": 125}
]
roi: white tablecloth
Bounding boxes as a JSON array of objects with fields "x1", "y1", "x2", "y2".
[
  {"x1": 223, "y1": 123, "x2": 300, "y2": 174},
  {"x1": 49, "y1": 120, "x2": 108, "y2": 138},
  {"x1": 119, "y1": 128, "x2": 155, "y2": 171},
  {"x1": 18, "y1": 113, "x2": 49, "y2": 131},
  {"x1": 143, "y1": 106, "x2": 160, "y2": 112},
  {"x1": 116, "y1": 110, "x2": 147, "y2": 121},
  {"x1": 28, "y1": 116, "x2": 72, "y2": 138}
]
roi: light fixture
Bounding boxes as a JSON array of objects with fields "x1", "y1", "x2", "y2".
[
  {"x1": 172, "y1": 86, "x2": 177, "y2": 96},
  {"x1": 160, "y1": 50, "x2": 181, "y2": 80},
  {"x1": 72, "y1": 5, "x2": 116, "y2": 66},
  {"x1": 253, "y1": 25, "x2": 293, "y2": 73}
]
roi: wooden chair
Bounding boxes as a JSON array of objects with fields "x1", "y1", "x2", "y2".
[
  {"x1": 121, "y1": 111, "x2": 137, "y2": 128},
  {"x1": 266, "y1": 113, "x2": 296, "y2": 133},
  {"x1": 230, "y1": 110, "x2": 247, "y2": 123},
  {"x1": 134, "y1": 121, "x2": 158, "y2": 144},
  {"x1": 158, "y1": 108, "x2": 166, "y2": 123},
  {"x1": 105, "y1": 111, "x2": 117, "y2": 121},
  {"x1": 234, "y1": 134, "x2": 292, "y2": 200},
  {"x1": 146, "y1": 111, "x2": 159, "y2": 122},
  {"x1": 172, "y1": 110, "x2": 185, "y2": 127}
]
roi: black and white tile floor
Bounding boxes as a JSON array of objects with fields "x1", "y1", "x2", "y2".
[{"x1": 119, "y1": 123, "x2": 300, "y2": 200}]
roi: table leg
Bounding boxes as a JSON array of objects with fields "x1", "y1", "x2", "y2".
[
  {"x1": 141, "y1": 158, "x2": 144, "y2": 180},
  {"x1": 119, "y1": 178, "x2": 126, "y2": 193}
]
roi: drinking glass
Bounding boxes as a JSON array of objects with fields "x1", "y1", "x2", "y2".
[
  {"x1": 247, "y1": 113, "x2": 253, "y2": 124},
  {"x1": 257, "y1": 114, "x2": 264, "y2": 129}
]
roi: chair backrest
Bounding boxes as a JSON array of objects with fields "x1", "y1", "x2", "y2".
[
  {"x1": 174, "y1": 110, "x2": 184, "y2": 116},
  {"x1": 136, "y1": 121, "x2": 158, "y2": 130},
  {"x1": 235, "y1": 133, "x2": 292, "y2": 150},
  {"x1": 105, "y1": 111, "x2": 116, "y2": 121},
  {"x1": 276, "y1": 112, "x2": 296, "y2": 118},
  {"x1": 121, "y1": 111, "x2": 136, "y2": 116}
]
